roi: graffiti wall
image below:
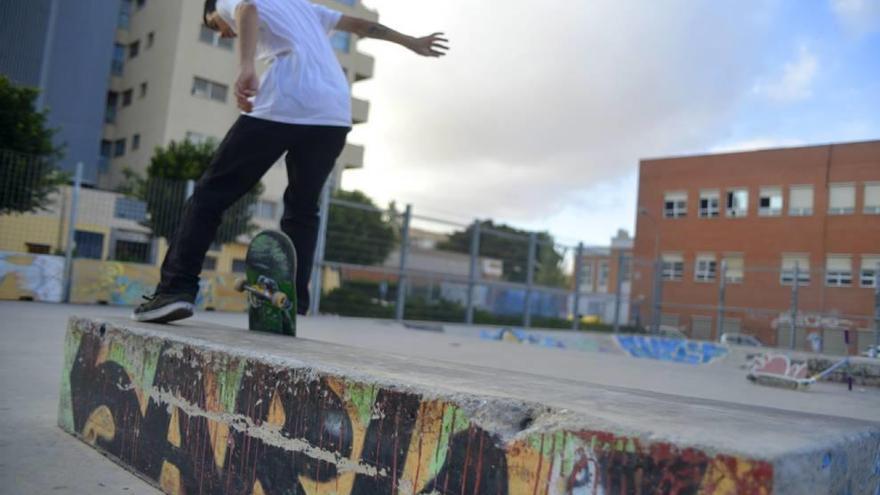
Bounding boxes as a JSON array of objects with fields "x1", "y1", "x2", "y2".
[
  {"x1": 59, "y1": 318, "x2": 774, "y2": 494},
  {"x1": 69, "y1": 260, "x2": 246, "y2": 312},
  {"x1": 615, "y1": 335, "x2": 729, "y2": 365},
  {"x1": 0, "y1": 251, "x2": 65, "y2": 302}
]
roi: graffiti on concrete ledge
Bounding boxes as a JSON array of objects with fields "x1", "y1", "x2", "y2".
[
  {"x1": 616, "y1": 335, "x2": 728, "y2": 365},
  {"x1": 750, "y1": 354, "x2": 808, "y2": 380},
  {"x1": 480, "y1": 327, "x2": 567, "y2": 349},
  {"x1": 0, "y1": 251, "x2": 64, "y2": 302},
  {"x1": 59, "y1": 323, "x2": 772, "y2": 494}
]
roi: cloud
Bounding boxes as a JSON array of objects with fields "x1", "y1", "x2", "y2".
[
  {"x1": 830, "y1": 0, "x2": 880, "y2": 35},
  {"x1": 345, "y1": 1, "x2": 783, "y2": 239},
  {"x1": 709, "y1": 138, "x2": 805, "y2": 153},
  {"x1": 752, "y1": 45, "x2": 818, "y2": 102}
]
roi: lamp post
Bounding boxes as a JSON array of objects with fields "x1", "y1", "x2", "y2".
[{"x1": 638, "y1": 207, "x2": 662, "y2": 334}]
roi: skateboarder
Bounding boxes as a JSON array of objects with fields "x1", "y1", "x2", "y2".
[{"x1": 133, "y1": 0, "x2": 448, "y2": 323}]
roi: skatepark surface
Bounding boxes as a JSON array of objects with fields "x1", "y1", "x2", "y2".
[{"x1": 2, "y1": 301, "x2": 879, "y2": 493}]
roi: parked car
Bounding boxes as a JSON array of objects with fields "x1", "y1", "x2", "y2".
[
  {"x1": 720, "y1": 332, "x2": 763, "y2": 347},
  {"x1": 656, "y1": 326, "x2": 687, "y2": 340}
]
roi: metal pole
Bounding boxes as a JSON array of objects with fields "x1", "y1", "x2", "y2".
[
  {"x1": 185, "y1": 179, "x2": 195, "y2": 199},
  {"x1": 874, "y1": 262, "x2": 880, "y2": 347},
  {"x1": 613, "y1": 250, "x2": 625, "y2": 333},
  {"x1": 572, "y1": 243, "x2": 584, "y2": 331},
  {"x1": 465, "y1": 220, "x2": 481, "y2": 325},
  {"x1": 523, "y1": 232, "x2": 537, "y2": 328},
  {"x1": 63, "y1": 163, "x2": 83, "y2": 303},
  {"x1": 394, "y1": 204, "x2": 412, "y2": 322},
  {"x1": 790, "y1": 262, "x2": 800, "y2": 350},
  {"x1": 651, "y1": 258, "x2": 663, "y2": 334},
  {"x1": 717, "y1": 260, "x2": 727, "y2": 340},
  {"x1": 308, "y1": 178, "x2": 333, "y2": 315}
]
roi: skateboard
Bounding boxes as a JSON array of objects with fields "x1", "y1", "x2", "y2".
[{"x1": 234, "y1": 230, "x2": 297, "y2": 336}]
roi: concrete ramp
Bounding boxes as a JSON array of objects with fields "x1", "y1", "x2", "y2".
[{"x1": 58, "y1": 316, "x2": 880, "y2": 494}]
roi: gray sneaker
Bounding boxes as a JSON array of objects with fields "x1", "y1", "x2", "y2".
[{"x1": 132, "y1": 293, "x2": 195, "y2": 323}]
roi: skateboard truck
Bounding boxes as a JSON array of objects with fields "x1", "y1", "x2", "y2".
[{"x1": 234, "y1": 275, "x2": 291, "y2": 310}]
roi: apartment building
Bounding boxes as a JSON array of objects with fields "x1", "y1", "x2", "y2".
[
  {"x1": 100, "y1": 0, "x2": 376, "y2": 194},
  {"x1": 632, "y1": 140, "x2": 880, "y2": 353}
]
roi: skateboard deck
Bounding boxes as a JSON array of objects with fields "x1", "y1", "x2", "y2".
[{"x1": 234, "y1": 230, "x2": 297, "y2": 336}]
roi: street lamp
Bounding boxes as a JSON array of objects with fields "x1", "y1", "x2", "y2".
[{"x1": 638, "y1": 207, "x2": 662, "y2": 334}]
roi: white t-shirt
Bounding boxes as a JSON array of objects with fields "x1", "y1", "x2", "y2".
[{"x1": 217, "y1": 0, "x2": 351, "y2": 127}]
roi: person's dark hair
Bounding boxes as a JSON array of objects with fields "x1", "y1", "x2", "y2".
[{"x1": 203, "y1": 0, "x2": 217, "y2": 27}]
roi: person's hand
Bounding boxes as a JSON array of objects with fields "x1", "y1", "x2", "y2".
[
  {"x1": 235, "y1": 66, "x2": 259, "y2": 112},
  {"x1": 407, "y1": 33, "x2": 449, "y2": 58}
]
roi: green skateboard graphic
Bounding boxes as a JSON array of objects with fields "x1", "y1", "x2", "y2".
[{"x1": 234, "y1": 230, "x2": 297, "y2": 336}]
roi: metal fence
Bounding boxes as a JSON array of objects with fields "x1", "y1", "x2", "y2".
[{"x1": 2, "y1": 148, "x2": 878, "y2": 354}]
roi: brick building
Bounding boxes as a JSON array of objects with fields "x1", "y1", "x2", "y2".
[{"x1": 632, "y1": 140, "x2": 880, "y2": 354}]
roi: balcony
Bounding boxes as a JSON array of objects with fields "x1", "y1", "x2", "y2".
[
  {"x1": 339, "y1": 143, "x2": 364, "y2": 170},
  {"x1": 351, "y1": 97, "x2": 369, "y2": 125},
  {"x1": 353, "y1": 52, "x2": 374, "y2": 82}
]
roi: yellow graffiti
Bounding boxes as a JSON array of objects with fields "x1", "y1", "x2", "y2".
[
  {"x1": 167, "y1": 406, "x2": 182, "y2": 448},
  {"x1": 82, "y1": 405, "x2": 115, "y2": 445},
  {"x1": 203, "y1": 370, "x2": 231, "y2": 470},
  {"x1": 159, "y1": 460, "x2": 185, "y2": 495}
]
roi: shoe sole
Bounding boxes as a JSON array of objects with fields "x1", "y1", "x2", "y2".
[{"x1": 131, "y1": 302, "x2": 194, "y2": 324}]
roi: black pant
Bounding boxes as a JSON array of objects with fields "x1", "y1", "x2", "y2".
[{"x1": 158, "y1": 115, "x2": 350, "y2": 314}]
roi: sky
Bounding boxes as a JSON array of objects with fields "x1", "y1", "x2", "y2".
[{"x1": 343, "y1": 0, "x2": 880, "y2": 246}]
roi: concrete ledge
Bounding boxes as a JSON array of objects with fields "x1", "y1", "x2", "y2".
[{"x1": 58, "y1": 317, "x2": 880, "y2": 494}]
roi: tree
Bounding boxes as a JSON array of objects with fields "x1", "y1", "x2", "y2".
[
  {"x1": 325, "y1": 189, "x2": 396, "y2": 265},
  {"x1": 438, "y1": 220, "x2": 567, "y2": 286},
  {"x1": 122, "y1": 139, "x2": 263, "y2": 243},
  {"x1": 0, "y1": 76, "x2": 66, "y2": 214}
]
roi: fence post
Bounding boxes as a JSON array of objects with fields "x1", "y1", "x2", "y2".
[
  {"x1": 572, "y1": 243, "x2": 584, "y2": 331},
  {"x1": 63, "y1": 162, "x2": 83, "y2": 303},
  {"x1": 465, "y1": 220, "x2": 481, "y2": 325},
  {"x1": 717, "y1": 260, "x2": 727, "y2": 340},
  {"x1": 790, "y1": 262, "x2": 800, "y2": 350},
  {"x1": 309, "y1": 178, "x2": 333, "y2": 316},
  {"x1": 613, "y1": 250, "x2": 625, "y2": 333},
  {"x1": 651, "y1": 258, "x2": 663, "y2": 334},
  {"x1": 523, "y1": 232, "x2": 537, "y2": 328},
  {"x1": 394, "y1": 204, "x2": 412, "y2": 322}
]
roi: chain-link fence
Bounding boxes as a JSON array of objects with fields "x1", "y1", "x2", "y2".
[{"x1": 2, "y1": 148, "x2": 878, "y2": 354}]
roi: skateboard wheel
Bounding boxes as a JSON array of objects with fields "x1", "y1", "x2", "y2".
[
  {"x1": 272, "y1": 292, "x2": 288, "y2": 309},
  {"x1": 234, "y1": 278, "x2": 247, "y2": 292}
]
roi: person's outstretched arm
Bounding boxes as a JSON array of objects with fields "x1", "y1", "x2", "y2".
[{"x1": 335, "y1": 16, "x2": 449, "y2": 57}]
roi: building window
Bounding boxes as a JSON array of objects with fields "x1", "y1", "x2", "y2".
[
  {"x1": 864, "y1": 183, "x2": 880, "y2": 214},
  {"x1": 663, "y1": 192, "x2": 687, "y2": 218},
  {"x1": 579, "y1": 260, "x2": 594, "y2": 292},
  {"x1": 99, "y1": 140, "x2": 112, "y2": 172},
  {"x1": 26, "y1": 243, "x2": 51, "y2": 254},
  {"x1": 112, "y1": 43, "x2": 125, "y2": 75},
  {"x1": 250, "y1": 200, "x2": 278, "y2": 220},
  {"x1": 722, "y1": 253, "x2": 744, "y2": 283},
  {"x1": 114, "y1": 240, "x2": 151, "y2": 263},
  {"x1": 232, "y1": 258, "x2": 248, "y2": 273},
  {"x1": 828, "y1": 183, "x2": 855, "y2": 215},
  {"x1": 129, "y1": 40, "x2": 140, "y2": 59},
  {"x1": 825, "y1": 255, "x2": 852, "y2": 287},
  {"x1": 861, "y1": 256, "x2": 880, "y2": 288},
  {"x1": 330, "y1": 31, "x2": 351, "y2": 53},
  {"x1": 662, "y1": 253, "x2": 684, "y2": 281},
  {"x1": 789, "y1": 185, "x2": 813, "y2": 216},
  {"x1": 132, "y1": 134, "x2": 141, "y2": 150},
  {"x1": 780, "y1": 254, "x2": 810, "y2": 286},
  {"x1": 597, "y1": 260, "x2": 609, "y2": 292},
  {"x1": 74, "y1": 231, "x2": 104, "y2": 260},
  {"x1": 114, "y1": 138, "x2": 126, "y2": 157},
  {"x1": 203, "y1": 256, "x2": 217, "y2": 271},
  {"x1": 699, "y1": 190, "x2": 720, "y2": 218},
  {"x1": 114, "y1": 197, "x2": 147, "y2": 221},
  {"x1": 758, "y1": 187, "x2": 783, "y2": 216},
  {"x1": 199, "y1": 25, "x2": 234, "y2": 50},
  {"x1": 726, "y1": 188, "x2": 748, "y2": 217},
  {"x1": 620, "y1": 255, "x2": 632, "y2": 283},
  {"x1": 192, "y1": 77, "x2": 228, "y2": 103},
  {"x1": 118, "y1": 0, "x2": 131, "y2": 29},
  {"x1": 147, "y1": 31, "x2": 155, "y2": 48},
  {"x1": 140, "y1": 82, "x2": 148, "y2": 98},
  {"x1": 122, "y1": 89, "x2": 133, "y2": 107},
  {"x1": 105, "y1": 91, "x2": 118, "y2": 123},
  {"x1": 694, "y1": 254, "x2": 716, "y2": 282},
  {"x1": 136, "y1": 0, "x2": 146, "y2": 9}
]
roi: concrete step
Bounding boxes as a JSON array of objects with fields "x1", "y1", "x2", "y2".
[{"x1": 58, "y1": 316, "x2": 880, "y2": 494}]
